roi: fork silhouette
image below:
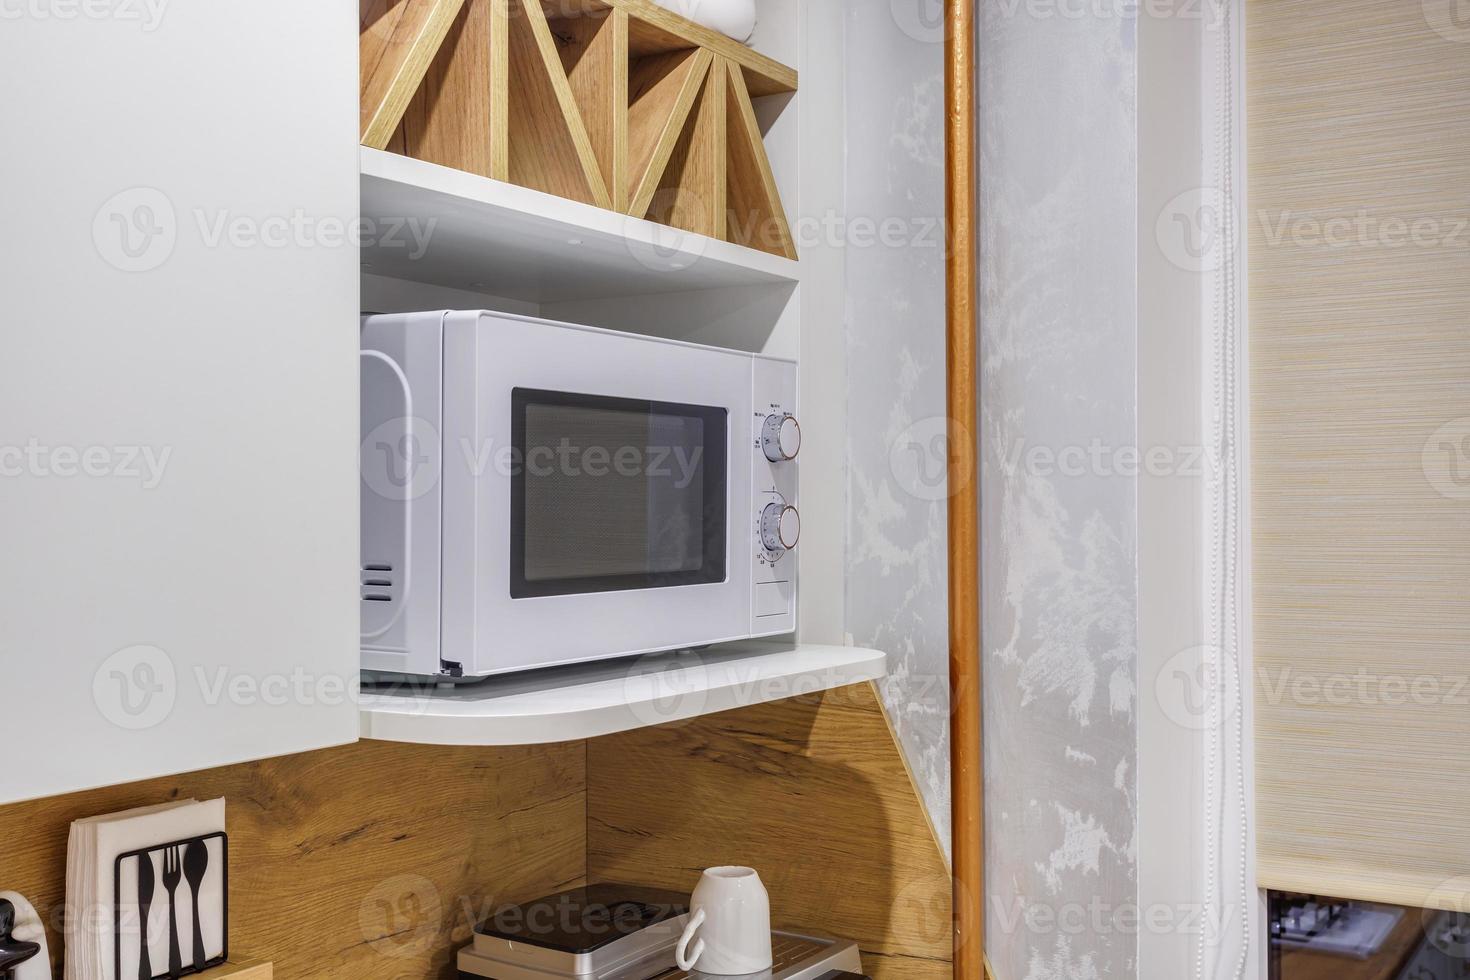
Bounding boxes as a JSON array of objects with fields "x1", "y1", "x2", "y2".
[{"x1": 161, "y1": 847, "x2": 183, "y2": 978}]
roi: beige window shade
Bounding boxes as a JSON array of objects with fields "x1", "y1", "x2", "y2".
[{"x1": 1249, "y1": 0, "x2": 1470, "y2": 913}]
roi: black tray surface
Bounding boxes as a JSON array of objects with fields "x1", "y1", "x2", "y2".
[{"x1": 474, "y1": 883, "x2": 689, "y2": 954}]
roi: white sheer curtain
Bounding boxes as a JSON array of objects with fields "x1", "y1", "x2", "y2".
[{"x1": 1196, "y1": 2, "x2": 1253, "y2": 978}]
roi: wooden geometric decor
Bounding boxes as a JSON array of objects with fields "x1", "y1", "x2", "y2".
[
  {"x1": 359, "y1": 0, "x2": 798, "y2": 259},
  {"x1": 725, "y1": 59, "x2": 794, "y2": 258},
  {"x1": 506, "y1": 0, "x2": 612, "y2": 208},
  {"x1": 360, "y1": 0, "x2": 471, "y2": 153},
  {"x1": 389, "y1": 0, "x2": 504, "y2": 178}
]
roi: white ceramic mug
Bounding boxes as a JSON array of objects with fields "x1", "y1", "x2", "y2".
[{"x1": 675, "y1": 867, "x2": 773, "y2": 975}]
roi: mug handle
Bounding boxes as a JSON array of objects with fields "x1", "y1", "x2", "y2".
[{"x1": 675, "y1": 907, "x2": 707, "y2": 972}]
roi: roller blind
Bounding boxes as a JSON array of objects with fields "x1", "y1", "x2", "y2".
[{"x1": 1249, "y1": 0, "x2": 1470, "y2": 912}]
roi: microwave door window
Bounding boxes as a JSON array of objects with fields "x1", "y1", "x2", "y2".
[{"x1": 511, "y1": 389, "x2": 728, "y2": 598}]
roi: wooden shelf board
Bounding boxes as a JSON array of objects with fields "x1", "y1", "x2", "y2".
[
  {"x1": 358, "y1": 641, "x2": 888, "y2": 746},
  {"x1": 206, "y1": 960, "x2": 272, "y2": 980},
  {"x1": 360, "y1": 147, "x2": 799, "y2": 303}
]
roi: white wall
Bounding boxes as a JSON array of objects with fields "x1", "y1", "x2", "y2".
[
  {"x1": 794, "y1": 0, "x2": 850, "y2": 645},
  {"x1": 1137, "y1": 7, "x2": 1207, "y2": 978}
]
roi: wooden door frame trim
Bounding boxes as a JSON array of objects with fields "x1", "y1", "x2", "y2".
[{"x1": 945, "y1": 1, "x2": 983, "y2": 978}]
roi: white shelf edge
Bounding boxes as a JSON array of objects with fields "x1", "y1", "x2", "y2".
[
  {"x1": 358, "y1": 641, "x2": 887, "y2": 746},
  {"x1": 360, "y1": 148, "x2": 800, "y2": 303}
]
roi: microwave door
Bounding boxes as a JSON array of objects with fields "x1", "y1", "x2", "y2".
[
  {"x1": 444, "y1": 310, "x2": 758, "y2": 676},
  {"x1": 510, "y1": 389, "x2": 728, "y2": 600}
]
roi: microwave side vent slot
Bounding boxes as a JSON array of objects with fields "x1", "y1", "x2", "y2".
[{"x1": 362, "y1": 562, "x2": 397, "y2": 603}]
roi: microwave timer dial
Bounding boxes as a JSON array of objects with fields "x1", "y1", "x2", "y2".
[
  {"x1": 761, "y1": 413, "x2": 801, "y2": 462},
  {"x1": 760, "y1": 502, "x2": 801, "y2": 555}
]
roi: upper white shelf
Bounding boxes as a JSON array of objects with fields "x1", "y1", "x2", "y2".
[
  {"x1": 358, "y1": 641, "x2": 887, "y2": 746},
  {"x1": 360, "y1": 148, "x2": 800, "y2": 304}
]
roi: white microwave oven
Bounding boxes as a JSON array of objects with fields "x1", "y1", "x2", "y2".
[{"x1": 359, "y1": 310, "x2": 800, "y2": 679}]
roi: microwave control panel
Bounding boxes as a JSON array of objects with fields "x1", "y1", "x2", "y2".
[{"x1": 751, "y1": 356, "x2": 798, "y2": 635}]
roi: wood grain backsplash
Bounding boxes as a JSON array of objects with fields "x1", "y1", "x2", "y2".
[
  {"x1": 588, "y1": 683, "x2": 953, "y2": 980},
  {"x1": 0, "y1": 739, "x2": 586, "y2": 980},
  {"x1": 1, "y1": 684, "x2": 950, "y2": 980}
]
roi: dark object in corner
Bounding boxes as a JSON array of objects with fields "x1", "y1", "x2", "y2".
[{"x1": 0, "y1": 899, "x2": 41, "y2": 979}]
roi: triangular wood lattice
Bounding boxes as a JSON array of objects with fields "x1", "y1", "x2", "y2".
[
  {"x1": 644, "y1": 53, "x2": 726, "y2": 240},
  {"x1": 360, "y1": 0, "x2": 470, "y2": 151},
  {"x1": 628, "y1": 47, "x2": 711, "y2": 220},
  {"x1": 359, "y1": 0, "x2": 797, "y2": 258},
  {"x1": 506, "y1": 0, "x2": 611, "y2": 208}
]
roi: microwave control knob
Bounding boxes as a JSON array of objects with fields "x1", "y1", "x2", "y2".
[
  {"x1": 762, "y1": 414, "x2": 801, "y2": 462},
  {"x1": 761, "y1": 503, "x2": 801, "y2": 553}
]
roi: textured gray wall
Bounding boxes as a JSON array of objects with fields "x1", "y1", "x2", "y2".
[
  {"x1": 979, "y1": 8, "x2": 1141, "y2": 980},
  {"x1": 841, "y1": 0, "x2": 952, "y2": 860},
  {"x1": 840, "y1": 12, "x2": 1142, "y2": 979}
]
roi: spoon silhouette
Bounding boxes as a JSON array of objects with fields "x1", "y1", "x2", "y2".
[{"x1": 183, "y1": 840, "x2": 210, "y2": 971}]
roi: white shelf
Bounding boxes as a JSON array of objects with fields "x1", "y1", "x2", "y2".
[
  {"x1": 358, "y1": 641, "x2": 887, "y2": 746},
  {"x1": 360, "y1": 148, "x2": 800, "y2": 304}
]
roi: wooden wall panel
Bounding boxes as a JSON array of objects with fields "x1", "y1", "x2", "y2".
[
  {"x1": 1249, "y1": 0, "x2": 1470, "y2": 910},
  {"x1": 359, "y1": 0, "x2": 470, "y2": 148},
  {"x1": 2, "y1": 691, "x2": 947, "y2": 979},
  {"x1": 399, "y1": 0, "x2": 506, "y2": 179},
  {"x1": 586, "y1": 683, "x2": 952, "y2": 980},
  {"x1": 504, "y1": 0, "x2": 611, "y2": 208},
  {"x1": 724, "y1": 61, "x2": 796, "y2": 259},
  {"x1": 550, "y1": 8, "x2": 629, "y2": 212},
  {"x1": 0, "y1": 740, "x2": 586, "y2": 980},
  {"x1": 627, "y1": 49, "x2": 712, "y2": 218},
  {"x1": 647, "y1": 60, "x2": 726, "y2": 240}
]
